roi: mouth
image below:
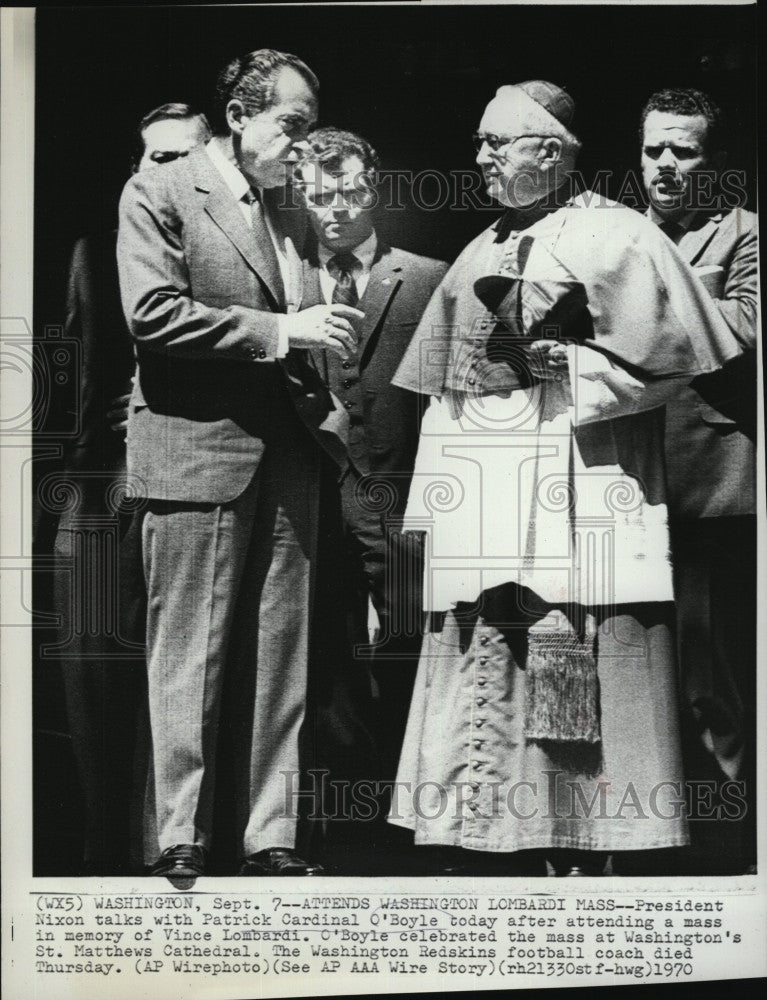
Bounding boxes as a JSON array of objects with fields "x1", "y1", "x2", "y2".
[{"x1": 654, "y1": 175, "x2": 684, "y2": 195}]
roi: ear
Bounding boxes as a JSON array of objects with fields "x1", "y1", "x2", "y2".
[
  {"x1": 539, "y1": 137, "x2": 563, "y2": 170},
  {"x1": 226, "y1": 99, "x2": 247, "y2": 135}
]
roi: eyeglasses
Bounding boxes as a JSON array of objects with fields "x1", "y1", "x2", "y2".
[
  {"x1": 472, "y1": 133, "x2": 542, "y2": 154},
  {"x1": 305, "y1": 189, "x2": 376, "y2": 210}
]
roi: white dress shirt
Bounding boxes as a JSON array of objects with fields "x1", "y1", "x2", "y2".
[
  {"x1": 206, "y1": 139, "x2": 296, "y2": 358},
  {"x1": 317, "y1": 231, "x2": 378, "y2": 304}
]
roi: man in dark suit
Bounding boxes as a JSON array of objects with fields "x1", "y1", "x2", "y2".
[
  {"x1": 117, "y1": 51, "x2": 363, "y2": 880},
  {"x1": 296, "y1": 128, "x2": 448, "y2": 784},
  {"x1": 51, "y1": 103, "x2": 211, "y2": 874},
  {"x1": 640, "y1": 88, "x2": 757, "y2": 873}
]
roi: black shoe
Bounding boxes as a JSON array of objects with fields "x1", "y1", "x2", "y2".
[
  {"x1": 238, "y1": 847, "x2": 324, "y2": 876},
  {"x1": 151, "y1": 844, "x2": 206, "y2": 888}
]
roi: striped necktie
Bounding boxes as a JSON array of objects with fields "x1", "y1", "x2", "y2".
[{"x1": 329, "y1": 252, "x2": 360, "y2": 307}]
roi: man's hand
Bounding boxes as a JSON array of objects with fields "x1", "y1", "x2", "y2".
[
  {"x1": 284, "y1": 304, "x2": 364, "y2": 358},
  {"x1": 527, "y1": 339, "x2": 569, "y2": 381}
]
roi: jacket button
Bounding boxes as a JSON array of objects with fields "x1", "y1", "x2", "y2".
[
  {"x1": 344, "y1": 400, "x2": 354, "y2": 409},
  {"x1": 342, "y1": 378, "x2": 353, "y2": 389},
  {"x1": 342, "y1": 360, "x2": 352, "y2": 369}
]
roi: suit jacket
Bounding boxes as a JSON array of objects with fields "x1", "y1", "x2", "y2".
[
  {"x1": 660, "y1": 208, "x2": 758, "y2": 519},
  {"x1": 117, "y1": 147, "x2": 348, "y2": 503},
  {"x1": 304, "y1": 240, "x2": 448, "y2": 492},
  {"x1": 55, "y1": 231, "x2": 136, "y2": 528}
]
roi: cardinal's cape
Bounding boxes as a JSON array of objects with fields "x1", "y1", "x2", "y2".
[{"x1": 393, "y1": 192, "x2": 740, "y2": 398}]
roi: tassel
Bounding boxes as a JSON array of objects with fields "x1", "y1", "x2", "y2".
[{"x1": 524, "y1": 609, "x2": 601, "y2": 743}]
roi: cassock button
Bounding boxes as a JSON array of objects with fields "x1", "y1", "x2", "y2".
[
  {"x1": 476, "y1": 697, "x2": 486, "y2": 706},
  {"x1": 478, "y1": 656, "x2": 488, "y2": 666},
  {"x1": 479, "y1": 636, "x2": 489, "y2": 646},
  {"x1": 258, "y1": 349, "x2": 267, "y2": 359},
  {"x1": 475, "y1": 719, "x2": 485, "y2": 728},
  {"x1": 343, "y1": 378, "x2": 353, "y2": 388},
  {"x1": 472, "y1": 760, "x2": 482, "y2": 770},
  {"x1": 477, "y1": 677, "x2": 487, "y2": 687},
  {"x1": 467, "y1": 377, "x2": 476, "y2": 386},
  {"x1": 342, "y1": 360, "x2": 352, "y2": 369},
  {"x1": 470, "y1": 781, "x2": 480, "y2": 790},
  {"x1": 473, "y1": 739, "x2": 484, "y2": 749},
  {"x1": 344, "y1": 401, "x2": 354, "y2": 409}
]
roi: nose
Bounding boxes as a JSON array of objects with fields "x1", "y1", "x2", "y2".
[
  {"x1": 476, "y1": 141, "x2": 492, "y2": 167},
  {"x1": 657, "y1": 147, "x2": 677, "y2": 170},
  {"x1": 327, "y1": 191, "x2": 348, "y2": 215},
  {"x1": 289, "y1": 138, "x2": 310, "y2": 160}
]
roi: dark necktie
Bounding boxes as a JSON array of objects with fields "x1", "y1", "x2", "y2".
[
  {"x1": 658, "y1": 219, "x2": 684, "y2": 245},
  {"x1": 329, "y1": 252, "x2": 360, "y2": 307}
]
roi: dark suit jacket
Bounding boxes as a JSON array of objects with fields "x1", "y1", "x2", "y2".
[
  {"x1": 304, "y1": 240, "x2": 448, "y2": 498},
  {"x1": 56, "y1": 231, "x2": 135, "y2": 528},
  {"x1": 660, "y1": 208, "x2": 757, "y2": 519},
  {"x1": 117, "y1": 147, "x2": 348, "y2": 503}
]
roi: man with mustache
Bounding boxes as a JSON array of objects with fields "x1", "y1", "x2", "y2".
[
  {"x1": 389, "y1": 81, "x2": 742, "y2": 876},
  {"x1": 638, "y1": 88, "x2": 757, "y2": 875}
]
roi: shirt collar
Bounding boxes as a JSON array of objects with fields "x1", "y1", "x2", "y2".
[
  {"x1": 206, "y1": 138, "x2": 257, "y2": 203},
  {"x1": 318, "y1": 230, "x2": 378, "y2": 272},
  {"x1": 647, "y1": 205, "x2": 695, "y2": 232}
]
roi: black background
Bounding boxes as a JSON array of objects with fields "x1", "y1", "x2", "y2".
[{"x1": 34, "y1": 2, "x2": 757, "y2": 331}]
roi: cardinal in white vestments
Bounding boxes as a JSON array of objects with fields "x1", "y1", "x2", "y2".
[{"x1": 388, "y1": 82, "x2": 740, "y2": 876}]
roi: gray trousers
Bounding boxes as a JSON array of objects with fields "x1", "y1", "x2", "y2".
[{"x1": 142, "y1": 431, "x2": 319, "y2": 858}]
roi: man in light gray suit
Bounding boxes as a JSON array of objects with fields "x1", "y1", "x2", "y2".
[{"x1": 118, "y1": 49, "x2": 363, "y2": 879}]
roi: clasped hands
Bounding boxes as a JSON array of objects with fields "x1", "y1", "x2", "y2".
[{"x1": 525, "y1": 339, "x2": 570, "y2": 381}]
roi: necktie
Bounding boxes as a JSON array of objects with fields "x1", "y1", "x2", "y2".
[
  {"x1": 329, "y1": 252, "x2": 360, "y2": 307},
  {"x1": 659, "y1": 219, "x2": 684, "y2": 245},
  {"x1": 247, "y1": 188, "x2": 285, "y2": 307}
]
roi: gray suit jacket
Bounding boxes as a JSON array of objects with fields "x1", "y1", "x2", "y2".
[
  {"x1": 304, "y1": 241, "x2": 448, "y2": 484},
  {"x1": 117, "y1": 147, "x2": 348, "y2": 503},
  {"x1": 661, "y1": 208, "x2": 758, "y2": 519}
]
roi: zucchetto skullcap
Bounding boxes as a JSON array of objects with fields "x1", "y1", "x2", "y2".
[{"x1": 514, "y1": 80, "x2": 575, "y2": 129}]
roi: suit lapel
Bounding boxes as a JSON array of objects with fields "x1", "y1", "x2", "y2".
[
  {"x1": 191, "y1": 151, "x2": 286, "y2": 310},
  {"x1": 677, "y1": 213, "x2": 723, "y2": 266},
  {"x1": 357, "y1": 244, "x2": 402, "y2": 371}
]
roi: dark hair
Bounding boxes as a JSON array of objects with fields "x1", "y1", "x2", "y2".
[
  {"x1": 640, "y1": 88, "x2": 725, "y2": 152},
  {"x1": 300, "y1": 127, "x2": 380, "y2": 177},
  {"x1": 132, "y1": 102, "x2": 211, "y2": 170},
  {"x1": 214, "y1": 49, "x2": 319, "y2": 132}
]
